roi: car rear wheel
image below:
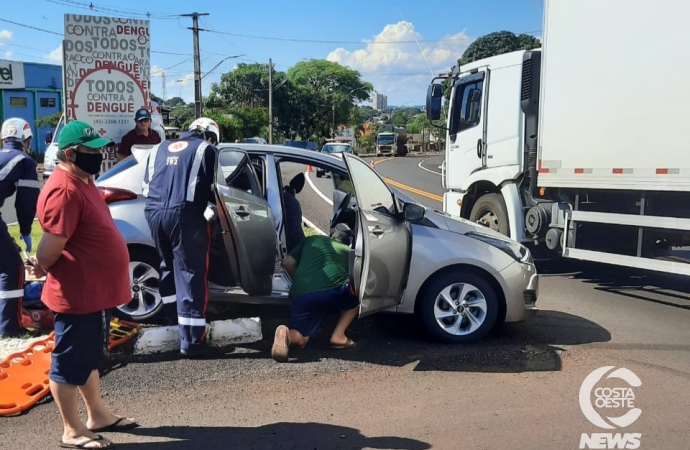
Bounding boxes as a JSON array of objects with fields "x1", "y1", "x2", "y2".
[
  {"x1": 417, "y1": 271, "x2": 499, "y2": 343},
  {"x1": 113, "y1": 247, "x2": 163, "y2": 323}
]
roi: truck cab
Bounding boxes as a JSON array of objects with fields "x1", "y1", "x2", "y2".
[{"x1": 427, "y1": 50, "x2": 536, "y2": 244}]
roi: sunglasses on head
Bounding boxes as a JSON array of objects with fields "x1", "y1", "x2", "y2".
[{"x1": 138, "y1": 118, "x2": 151, "y2": 122}]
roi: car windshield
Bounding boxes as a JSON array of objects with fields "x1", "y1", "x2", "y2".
[{"x1": 322, "y1": 144, "x2": 351, "y2": 154}]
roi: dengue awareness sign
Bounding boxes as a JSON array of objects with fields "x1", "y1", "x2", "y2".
[{"x1": 62, "y1": 14, "x2": 151, "y2": 172}]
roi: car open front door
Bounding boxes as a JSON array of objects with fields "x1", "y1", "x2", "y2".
[
  {"x1": 341, "y1": 153, "x2": 411, "y2": 317},
  {"x1": 215, "y1": 148, "x2": 277, "y2": 296}
]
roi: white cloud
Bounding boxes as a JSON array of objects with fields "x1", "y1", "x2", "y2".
[
  {"x1": 4, "y1": 51, "x2": 12, "y2": 59},
  {"x1": 327, "y1": 21, "x2": 473, "y2": 105},
  {"x1": 0, "y1": 30, "x2": 12, "y2": 46},
  {"x1": 45, "y1": 44, "x2": 63, "y2": 62}
]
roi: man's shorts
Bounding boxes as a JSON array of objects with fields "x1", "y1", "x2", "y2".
[
  {"x1": 290, "y1": 284, "x2": 359, "y2": 337},
  {"x1": 49, "y1": 310, "x2": 111, "y2": 386}
]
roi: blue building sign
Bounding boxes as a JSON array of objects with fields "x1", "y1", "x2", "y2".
[{"x1": 0, "y1": 59, "x2": 62, "y2": 154}]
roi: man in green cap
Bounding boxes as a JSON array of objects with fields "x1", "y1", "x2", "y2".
[{"x1": 28, "y1": 120, "x2": 138, "y2": 449}]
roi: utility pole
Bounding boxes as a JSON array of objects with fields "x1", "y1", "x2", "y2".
[
  {"x1": 268, "y1": 58, "x2": 273, "y2": 144},
  {"x1": 161, "y1": 71, "x2": 167, "y2": 101},
  {"x1": 182, "y1": 12, "x2": 209, "y2": 119}
]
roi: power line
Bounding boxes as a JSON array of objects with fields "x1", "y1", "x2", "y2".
[
  {"x1": 203, "y1": 28, "x2": 541, "y2": 45},
  {"x1": 0, "y1": 18, "x2": 188, "y2": 55},
  {"x1": 46, "y1": 0, "x2": 184, "y2": 19}
]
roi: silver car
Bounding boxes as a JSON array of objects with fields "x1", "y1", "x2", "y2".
[{"x1": 94, "y1": 144, "x2": 539, "y2": 343}]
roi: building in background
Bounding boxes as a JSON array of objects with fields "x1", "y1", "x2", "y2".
[
  {"x1": 372, "y1": 91, "x2": 388, "y2": 111},
  {"x1": 0, "y1": 59, "x2": 62, "y2": 154}
]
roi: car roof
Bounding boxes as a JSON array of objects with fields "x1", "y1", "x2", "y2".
[{"x1": 217, "y1": 143, "x2": 348, "y2": 168}]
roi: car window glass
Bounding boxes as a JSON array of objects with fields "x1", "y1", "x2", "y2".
[
  {"x1": 216, "y1": 149, "x2": 259, "y2": 195},
  {"x1": 346, "y1": 156, "x2": 396, "y2": 215},
  {"x1": 332, "y1": 171, "x2": 354, "y2": 195}
]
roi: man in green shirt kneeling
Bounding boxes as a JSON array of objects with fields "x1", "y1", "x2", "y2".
[{"x1": 271, "y1": 230, "x2": 359, "y2": 362}]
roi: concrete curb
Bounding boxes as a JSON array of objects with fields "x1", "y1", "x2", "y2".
[{"x1": 132, "y1": 317, "x2": 262, "y2": 356}]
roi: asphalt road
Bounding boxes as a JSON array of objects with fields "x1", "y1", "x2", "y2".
[{"x1": 3, "y1": 154, "x2": 690, "y2": 449}]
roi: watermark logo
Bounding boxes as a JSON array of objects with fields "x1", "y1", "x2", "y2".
[{"x1": 579, "y1": 366, "x2": 642, "y2": 449}]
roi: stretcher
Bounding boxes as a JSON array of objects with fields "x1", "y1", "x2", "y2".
[{"x1": 0, "y1": 318, "x2": 140, "y2": 417}]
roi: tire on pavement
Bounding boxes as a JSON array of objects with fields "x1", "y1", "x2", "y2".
[
  {"x1": 469, "y1": 193, "x2": 510, "y2": 237},
  {"x1": 113, "y1": 246, "x2": 164, "y2": 323},
  {"x1": 417, "y1": 270, "x2": 500, "y2": 344}
]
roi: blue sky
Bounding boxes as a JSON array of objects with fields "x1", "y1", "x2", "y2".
[{"x1": 0, "y1": 0, "x2": 543, "y2": 106}]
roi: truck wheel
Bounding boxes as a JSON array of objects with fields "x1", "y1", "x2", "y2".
[
  {"x1": 417, "y1": 271, "x2": 499, "y2": 344},
  {"x1": 469, "y1": 193, "x2": 510, "y2": 237}
]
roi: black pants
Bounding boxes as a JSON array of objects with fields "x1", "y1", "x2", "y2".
[
  {"x1": 0, "y1": 219, "x2": 24, "y2": 338},
  {"x1": 145, "y1": 206, "x2": 210, "y2": 352}
]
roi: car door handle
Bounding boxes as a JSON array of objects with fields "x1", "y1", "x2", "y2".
[
  {"x1": 476, "y1": 139, "x2": 483, "y2": 158},
  {"x1": 235, "y1": 206, "x2": 250, "y2": 218},
  {"x1": 371, "y1": 226, "x2": 384, "y2": 236}
]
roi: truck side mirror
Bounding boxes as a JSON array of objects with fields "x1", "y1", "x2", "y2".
[
  {"x1": 45, "y1": 131, "x2": 53, "y2": 144},
  {"x1": 426, "y1": 83, "x2": 444, "y2": 121}
]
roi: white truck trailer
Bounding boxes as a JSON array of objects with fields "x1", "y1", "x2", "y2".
[{"x1": 426, "y1": 0, "x2": 690, "y2": 276}]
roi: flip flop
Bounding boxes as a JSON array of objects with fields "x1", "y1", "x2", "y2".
[
  {"x1": 59, "y1": 434, "x2": 113, "y2": 449},
  {"x1": 89, "y1": 417, "x2": 140, "y2": 433},
  {"x1": 330, "y1": 338, "x2": 356, "y2": 349}
]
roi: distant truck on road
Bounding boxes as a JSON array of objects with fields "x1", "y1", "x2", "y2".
[
  {"x1": 426, "y1": 0, "x2": 690, "y2": 277},
  {"x1": 375, "y1": 131, "x2": 396, "y2": 156}
]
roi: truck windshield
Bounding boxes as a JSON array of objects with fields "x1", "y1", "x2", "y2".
[{"x1": 377, "y1": 135, "x2": 395, "y2": 144}]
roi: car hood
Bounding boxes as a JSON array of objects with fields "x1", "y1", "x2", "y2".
[{"x1": 392, "y1": 189, "x2": 504, "y2": 237}]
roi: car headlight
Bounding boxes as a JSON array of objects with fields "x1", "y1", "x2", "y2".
[{"x1": 466, "y1": 231, "x2": 533, "y2": 264}]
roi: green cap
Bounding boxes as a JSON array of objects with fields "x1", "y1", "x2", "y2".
[{"x1": 58, "y1": 120, "x2": 113, "y2": 150}]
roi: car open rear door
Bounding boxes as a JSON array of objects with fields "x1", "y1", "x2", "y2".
[
  {"x1": 215, "y1": 148, "x2": 277, "y2": 296},
  {"x1": 341, "y1": 153, "x2": 411, "y2": 317}
]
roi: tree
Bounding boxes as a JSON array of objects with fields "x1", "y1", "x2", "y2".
[
  {"x1": 458, "y1": 31, "x2": 541, "y2": 66},
  {"x1": 287, "y1": 60, "x2": 372, "y2": 139},
  {"x1": 444, "y1": 31, "x2": 541, "y2": 101}
]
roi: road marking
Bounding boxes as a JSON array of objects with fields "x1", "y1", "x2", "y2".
[
  {"x1": 305, "y1": 170, "x2": 333, "y2": 205},
  {"x1": 383, "y1": 177, "x2": 443, "y2": 203},
  {"x1": 372, "y1": 157, "x2": 444, "y2": 203},
  {"x1": 418, "y1": 157, "x2": 442, "y2": 176},
  {"x1": 302, "y1": 216, "x2": 326, "y2": 235}
]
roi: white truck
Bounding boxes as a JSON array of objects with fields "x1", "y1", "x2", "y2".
[{"x1": 426, "y1": 0, "x2": 690, "y2": 276}]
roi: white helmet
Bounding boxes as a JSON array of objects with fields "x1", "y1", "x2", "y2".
[
  {"x1": 188, "y1": 117, "x2": 220, "y2": 144},
  {"x1": 1, "y1": 117, "x2": 33, "y2": 141}
]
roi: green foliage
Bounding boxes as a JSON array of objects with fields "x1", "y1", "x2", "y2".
[
  {"x1": 442, "y1": 31, "x2": 542, "y2": 102},
  {"x1": 35, "y1": 112, "x2": 61, "y2": 128}
]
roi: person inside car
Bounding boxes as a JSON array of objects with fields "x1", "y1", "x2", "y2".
[
  {"x1": 271, "y1": 230, "x2": 359, "y2": 362},
  {"x1": 283, "y1": 172, "x2": 306, "y2": 253}
]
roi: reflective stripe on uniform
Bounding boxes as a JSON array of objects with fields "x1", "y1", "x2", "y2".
[
  {"x1": 178, "y1": 316, "x2": 206, "y2": 327},
  {"x1": 185, "y1": 141, "x2": 209, "y2": 202},
  {"x1": 142, "y1": 144, "x2": 162, "y2": 197},
  {"x1": 0, "y1": 289, "x2": 24, "y2": 299},
  {"x1": 0, "y1": 154, "x2": 24, "y2": 181},
  {"x1": 161, "y1": 295, "x2": 176, "y2": 304},
  {"x1": 17, "y1": 179, "x2": 41, "y2": 188}
]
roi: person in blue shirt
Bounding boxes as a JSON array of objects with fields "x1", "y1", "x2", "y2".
[
  {"x1": 142, "y1": 117, "x2": 220, "y2": 358},
  {"x1": 0, "y1": 118, "x2": 40, "y2": 338}
]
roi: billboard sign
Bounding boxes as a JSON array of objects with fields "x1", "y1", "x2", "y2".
[{"x1": 63, "y1": 14, "x2": 151, "y2": 172}]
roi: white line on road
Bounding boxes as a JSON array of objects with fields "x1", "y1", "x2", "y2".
[
  {"x1": 305, "y1": 170, "x2": 333, "y2": 206},
  {"x1": 302, "y1": 216, "x2": 326, "y2": 235},
  {"x1": 418, "y1": 157, "x2": 442, "y2": 176}
]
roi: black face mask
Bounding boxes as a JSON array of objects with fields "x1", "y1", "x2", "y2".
[{"x1": 73, "y1": 150, "x2": 103, "y2": 175}]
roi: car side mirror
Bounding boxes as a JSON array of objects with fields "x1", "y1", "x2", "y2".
[
  {"x1": 45, "y1": 131, "x2": 53, "y2": 144},
  {"x1": 403, "y1": 202, "x2": 425, "y2": 222}
]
